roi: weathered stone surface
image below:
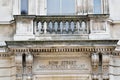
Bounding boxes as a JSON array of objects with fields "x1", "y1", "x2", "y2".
[{"x1": 0, "y1": 0, "x2": 120, "y2": 80}]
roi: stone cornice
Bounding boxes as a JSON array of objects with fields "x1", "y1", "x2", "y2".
[
  {"x1": 10, "y1": 46, "x2": 115, "y2": 56},
  {"x1": 6, "y1": 40, "x2": 118, "y2": 47},
  {"x1": 0, "y1": 52, "x2": 12, "y2": 57},
  {"x1": 0, "y1": 40, "x2": 118, "y2": 56}
]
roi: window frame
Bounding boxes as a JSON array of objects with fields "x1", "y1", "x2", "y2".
[
  {"x1": 93, "y1": 0, "x2": 103, "y2": 14},
  {"x1": 20, "y1": 0, "x2": 28, "y2": 15},
  {"x1": 47, "y1": 0, "x2": 76, "y2": 15}
]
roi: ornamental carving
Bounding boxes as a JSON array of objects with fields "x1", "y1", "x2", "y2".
[
  {"x1": 102, "y1": 53, "x2": 110, "y2": 80},
  {"x1": 15, "y1": 54, "x2": 22, "y2": 65},
  {"x1": 26, "y1": 53, "x2": 33, "y2": 65},
  {"x1": 91, "y1": 53, "x2": 99, "y2": 69}
]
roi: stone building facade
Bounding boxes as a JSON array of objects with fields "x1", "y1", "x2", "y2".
[{"x1": 0, "y1": 0, "x2": 120, "y2": 80}]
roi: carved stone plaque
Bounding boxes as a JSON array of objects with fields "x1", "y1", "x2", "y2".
[{"x1": 33, "y1": 56, "x2": 91, "y2": 74}]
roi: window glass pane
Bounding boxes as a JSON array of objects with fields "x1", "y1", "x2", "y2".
[
  {"x1": 62, "y1": 0, "x2": 75, "y2": 15},
  {"x1": 47, "y1": 0, "x2": 75, "y2": 15},
  {"x1": 94, "y1": 0, "x2": 101, "y2": 14},
  {"x1": 47, "y1": 0, "x2": 60, "y2": 15},
  {"x1": 21, "y1": 0, "x2": 28, "y2": 14}
]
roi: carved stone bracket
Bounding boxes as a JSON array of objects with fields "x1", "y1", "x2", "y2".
[
  {"x1": 15, "y1": 53, "x2": 23, "y2": 80},
  {"x1": 102, "y1": 53, "x2": 110, "y2": 80},
  {"x1": 91, "y1": 53, "x2": 99, "y2": 80},
  {"x1": 91, "y1": 53, "x2": 99, "y2": 69},
  {"x1": 26, "y1": 53, "x2": 33, "y2": 80}
]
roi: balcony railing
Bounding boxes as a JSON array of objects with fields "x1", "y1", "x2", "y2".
[
  {"x1": 34, "y1": 16, "x2": 89, "y2": 35},
  {"x1": 33, "y1": 16, "x2": 90, "y2": 40}
]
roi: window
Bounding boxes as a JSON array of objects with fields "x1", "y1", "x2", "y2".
[
  {"x1": 21, "y1": 0, "x2": 28, "y2": 14},
  {"x1": 94, "y1": 0, "x2": 101, "y2": 14},
  {"x1": 47, "y1": 0, "x2": 75, "y2": 15}
]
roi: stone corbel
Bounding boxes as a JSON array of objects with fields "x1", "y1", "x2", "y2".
[
  {"x1": 102, "y1": 53, "x2": 110, "y2": 80},
  {"x1": 15, "y1": 53, "x2": 23, "y2": 80},
  {"x1": 91, "y1": 53, "x2": 99, "y2": 69},
  {"x1": 91, "y1": 53, "x2": 99, "y2": 80},
  {"x1": 26, "y1": 53, "x2": 33, "y2": 80}
]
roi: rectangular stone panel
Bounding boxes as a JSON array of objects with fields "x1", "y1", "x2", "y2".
[
  {"x1": 33, "y1": 56, "x2": 91, "y2": 74},
  {"x1": 0, "y1": 59, "x2": 11, "y2": 67},
  {"x1": 0, "y1": 77, "x2": 11, "y2": 80},
  {"x1": 0, "y1": 68, "x2": 11, "y2": 76}
]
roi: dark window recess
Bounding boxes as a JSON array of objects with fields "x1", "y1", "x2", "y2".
[
  {"x1": 21, "y1": 0, "x2": 28, "y2": 15},
  {"x1": 99, "y1": 53, "x2": 102, "y2": 74},
  {"x1": 22, "y1": 54, "x2": 26, "y2": 67}
]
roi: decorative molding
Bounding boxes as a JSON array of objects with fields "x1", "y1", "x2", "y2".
[
  {"x1": 0, "y1": 53, "x2": 11, "y2": 57},
  {"x1": 91, "y1": 53, "x2": 99, "y2": 69},
  {"x1": 11, "y1": 47, "x2": 114, "y2": 53}
]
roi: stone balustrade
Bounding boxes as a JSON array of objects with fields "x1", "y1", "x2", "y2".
[{"x1": 34, "y1": 16, "x2": 89, "y2": 35}]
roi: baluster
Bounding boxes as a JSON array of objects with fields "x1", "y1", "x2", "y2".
[
  {"x1": 81, "y1": 21, "x2": 86, "y2": 34},
  {"x1": 76, "y1": 21, "x2": 80, "y2": 34},
  {"x1": 65, "y1": 22, "x2": 69, "y2": 34},
  {"x1": 49, "y1": 22, "x2": 53, "y2": 34},
  {"x1": 60, "y1": 22, "x2": 63, "y2": 34},
  {"x1": 34, "y1": 21, "x2": 38, "y2": 35},
  {"x1": 54, "y1": 22, "x2": 58, "y2": 34},
  {"x1": 86, "y1": 21, "x2": 89, "y2": 34},
  {"x1": 38, "y1": 22, "x2": 43, "y2": 34},
  {"x1": 71, "y1": 22, "x2": 74, "y2": 34},
  {"x1": 63, "y1": 21, "x2": 66, "y2": 34},
  {"x1": 44, "y1": 22, "x2": 47, "y2": 34}
]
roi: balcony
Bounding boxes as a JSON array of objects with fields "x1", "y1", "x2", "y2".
[{"x1": 34, "y1": 15, "x2": 90, "y2": 40}]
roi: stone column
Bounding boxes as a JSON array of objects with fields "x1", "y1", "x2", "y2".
[
  {"x1": 91, "y1": 53, "x2": 99, "y2": 80},
  {"x1": 26, "y1": 53, "x2": 33, "y2": 80},
  {"x1": 15, "y1": 53, "x2": 23, "y2": 80}
]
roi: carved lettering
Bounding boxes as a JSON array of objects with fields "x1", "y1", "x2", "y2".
[{"x1": 36, "y1": 60, "x2": 88, "y2": 70}]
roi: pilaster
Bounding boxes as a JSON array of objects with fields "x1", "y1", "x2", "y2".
[
  {"x1": 91, "y1": 53, "x2": 99, "y2": 80},
  {"x1": 26, "y1": 53, "x2": 33, "y2": 80},
  {"x1": 102, "y1": 53, "x2": 110, "y2": 80},
  {"x1": 15, "y1": 53, "x2": 23, "y2": 80},
  {"x1": 14, "y1": 16, "x2": 35, "y2": 40}
]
